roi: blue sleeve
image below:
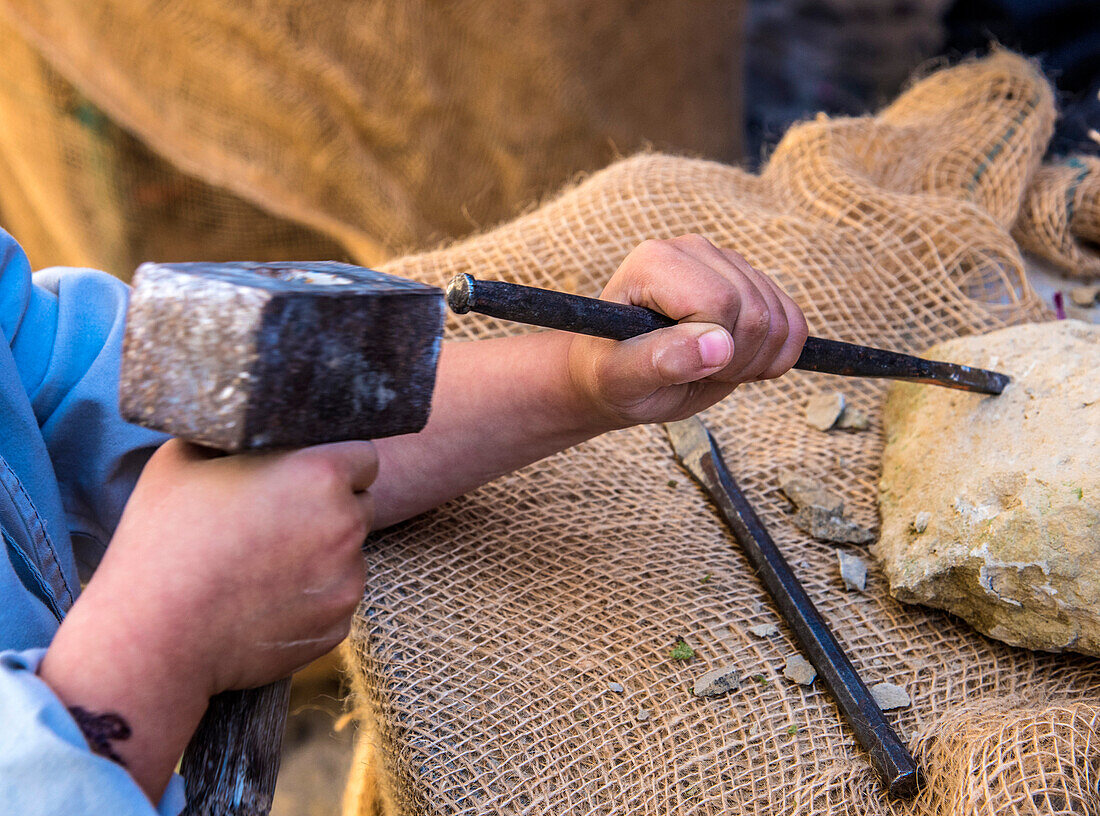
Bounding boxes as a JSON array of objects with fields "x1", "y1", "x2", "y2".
[
  {"x1": 1, "y1": 230, "x2": 168, "y2": 576},
  {"x1": 0, "y1": 649, "x2": 186, "y2": 815}
]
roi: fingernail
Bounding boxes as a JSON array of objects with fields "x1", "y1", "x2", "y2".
[{"x1": 697, "y1": 329, "x2": 733, "y2": 369}]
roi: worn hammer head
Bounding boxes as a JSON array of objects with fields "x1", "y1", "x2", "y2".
[{"x1": 120, "y1": 261, "x2": 444, "y2": 451}]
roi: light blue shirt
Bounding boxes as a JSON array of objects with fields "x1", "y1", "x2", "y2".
[{"x1": 0, "y1": 229, "x2": 184, "y2": 814}]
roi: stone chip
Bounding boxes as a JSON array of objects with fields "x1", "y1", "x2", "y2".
[
  {"x1": 837, "y1": 406, "x2": 871, "y2": 431},
  {"x1": 837, "y1": 551, "x2": 867, "y2": 592},
  {"x1": 779, "y1": 469, "x2": 844, "y2": 515},
  {"x1": 870, "y1": 682, "x2": 910, "y2": 710},
  {"x1": 782, "y1": 654, "x2": 817, "y2": 686},
  {"x1": 805, "y1": 391, "x2": 846, "y2": 430},
  {"x1": 780, "y1": 470, "x2": 876, "y2": 545},
  {"x1": 693, "y1": 665, "x2": 741, "y2": 697},
  {"x1": 748, "y1": 623, "x2": 779, "y2": 638},
  {"x1": 794, "y1": 507, "x2": 876, "y2": 545}
]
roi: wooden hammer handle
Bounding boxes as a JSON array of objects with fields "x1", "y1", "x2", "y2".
[{"x1": 180, "y1": 679, "x2": 291, "y2": 815}]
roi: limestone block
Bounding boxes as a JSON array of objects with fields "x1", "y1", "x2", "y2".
[{"x1": 877, "y1": 321, "x2": 1100, "y2": 656}]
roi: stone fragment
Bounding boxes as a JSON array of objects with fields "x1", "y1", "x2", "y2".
[
  {"x1": 693, "y1": 665, "x2": 741, "y2": 697},
  {"x1": 837, "y1": 406, "x2": 871, "y2": 431},
  {"x1": 911, "y1": 511, "x2": 931, "y2": 534},
  {"x1": 780, "y1": 470, "x2": 876, "y2": 544},
  {"x1": 805, "y1": 391, "x2": 846, "y2": 430},
  {"x1": 877, "y1": 321, "x2": 1100, "y2": 656},
  {"x1": 1069, "y1": 285, "x2": 1099, "y2": 308},
  {"x1": 608, "y1": 681, "x2": 625, "y2": 694},
  {"x1": 837, "y1": 551, "x2": 867, "y2": 592},
  {"x1": 782, "y1": 654, "x2": 817, "y2": 685},
  {"x1": 748, "y1": 623, "x2": 779, "y2": 638},
  {"x1": 870, "y1": 682, "x2": 910, "y2": 710},
  {"x1": 793, "y1": 506, "x2": 876, "y2": 545},
  {"x1": 636, "y1": 708, "x2": 651, "y2": 722},
  {"x1": 779, "y1": 469, "x2": 844, "y2": 515}
]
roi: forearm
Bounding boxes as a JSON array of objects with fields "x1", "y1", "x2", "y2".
[
  {"x1": 38, "y1": 584, "x2": 209, "y2": 803},
  {"x1": 372, "y1": 332, "x2": 607, "y2": 527}
]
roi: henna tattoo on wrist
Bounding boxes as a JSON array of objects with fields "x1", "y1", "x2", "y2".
[{"x1": 68, "y1": 706, "x2": 132, "y2": 766}]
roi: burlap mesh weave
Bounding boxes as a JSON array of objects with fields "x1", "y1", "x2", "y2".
[
  {"x1": 0, "y1": 0, "x2": 742, "y2": 275},
  {"x1": 1014, "y1": 156, "x2": 1100, "y2": 279},
  {"x1": 342, "y1": 53, "x2": 1100, "y2": 816}
]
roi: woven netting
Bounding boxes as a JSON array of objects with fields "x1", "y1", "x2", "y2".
[
  {"x1": 0, "y1": 0, "x2": 742, "y2": 276},
  {"x1": 1014, "y1": 156, "x2": 1100, "y2": 279},
  {"x1": 343, "y1": 53, "x2": 1100, "y2": 816}
]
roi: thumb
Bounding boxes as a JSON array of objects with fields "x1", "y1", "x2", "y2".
[{"x1": 600, "y1": 322, "x2": 734, "y2": 400}]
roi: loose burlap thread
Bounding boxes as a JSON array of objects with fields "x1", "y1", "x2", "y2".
[{"x1": 343, "y1": 53, "x2": 1100, "y2": 816}]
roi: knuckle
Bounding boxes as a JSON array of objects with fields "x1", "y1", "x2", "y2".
[
  {"x1": 712, "y1": 286, "x2": 742, "y2": 322},
  {"x1": 338, "y1": 504, "x2": 370, "y2": 546},
  {"x1": 769, "y1": 304, "x2": 789, "y2": 338},
  {"x1": 791, "y1": 311, "x2": 810, "y2": 344},
  {"x1": 722, "y1": 248, "x2": 750, "y2": 267},
  {"x1": 674, "y1": 233, "x2": 711, "y2": 249},
  {"x1": 303, "y1": 458, "x2": 345, "y2": 493},
  {"x1": 633, "y1": 238, "x2": 677, "y2": 263},
  {"x1": 653, "y1": 334, "x2": 693, "y2": 380},
  {"x1": 742, "y1": 304, "x2": 771, "y2": 338},
  {"x1": 759, "y1": 358, "x2": 791, "y2": 380},
  {"x1": 355, "y1": 441, "x2": 380, "y2": 472}
]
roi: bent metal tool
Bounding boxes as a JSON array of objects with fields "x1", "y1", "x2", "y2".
[
  {"x1": 446, "y1": 274, "x2": 1010, "y2": 395},
  {"x1": 665, "y1": 416, "x2": 921, "y2": 799}
]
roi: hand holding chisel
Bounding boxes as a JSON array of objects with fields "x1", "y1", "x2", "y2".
[{"x1": 447, "y1": 274, "x2": 1009, "y2": 394}]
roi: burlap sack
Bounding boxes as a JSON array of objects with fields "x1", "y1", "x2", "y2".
[
  {"x1": 0, "y1": 0, "x2": 743, "y2": 274},
  {"x1": 343, "y1": 52, "x2": 1100, "y2": 816},
  {"x1": 1014, "y1": 156, "x2": 1100, "y2": 279},
  {"x1": 0, "y1": 14, "x2": 350, "y2": 276}
]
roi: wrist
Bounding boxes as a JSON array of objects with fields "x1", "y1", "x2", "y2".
[{"x1": 39, "y1": 583, "x2": 210, "y2": 799}]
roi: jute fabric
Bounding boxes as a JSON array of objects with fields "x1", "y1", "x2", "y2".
[
  {"x1": 1014, "y1": 156, "x2": 1100, "y2": 279},
  {"x1": 0, "y1": 0, "x2": 742, "y2": 275},
  {"x1": 343, "y1": 53, "x2": 1100, "y2": 816}
]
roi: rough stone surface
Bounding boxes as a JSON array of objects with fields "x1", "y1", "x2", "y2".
[
  {"x1": 780, "y1": 469, "x2": 875, "y2": 544},
  {"x1": 837, "y1": 551, "x2": 867, "y2": 592},
  {"x1": 608, "y1": 681, "x2": 625, "y2": 694},
  {"x1": 693, "y1": 665, "x2": 741, "y2": 698},
  {"x1": 870, "y1": 682, "x2": 910, "y2": 710},
  {"x1": 782, "y1": 654, "x2": 817, "y2": 686},
  {"x1": 805, "y1": 391, "x2": 846, "y2": 430},
  {"x1": 877, "y1": 321, "x2": 1100, "y2": 656},
  {"x1": 748, "y1": 623, "x2": 779, "y2": 638}
]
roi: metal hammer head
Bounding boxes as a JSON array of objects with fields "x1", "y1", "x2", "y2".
[{"x1": 120, "y1": 261, "x2": 444, "y2": 451}]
